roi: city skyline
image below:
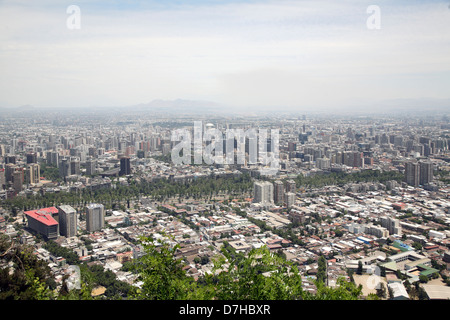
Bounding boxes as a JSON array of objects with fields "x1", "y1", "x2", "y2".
[{"x1": 0, "y1": 0, "x2": 449, "y2": 112}]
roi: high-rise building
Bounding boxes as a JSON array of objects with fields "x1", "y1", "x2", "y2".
[
  {"x1": 253, "y1": 181, "x2": 273, "y2": 204},
  {"x1": 0, "y1": 169, "x2": 5, "y2": 190},
  {"x1": 86, "y1": 160, "x2": 96, "y2": 176},
  {"x1": 70, "y1": 158, "x2": 80, "y2": 175},
  {"x1": 86, "y1": 203, "x2": 105, "y2": 232},
  {"x1": 5, "y1": 155, "x2": 16, "y2": 164},
  {"x1": 285, "y1": 192, "x2": 296, "y2": 208},
  {"x1": 26, "y1": 163, "x2": 40, "y2": 185},
  {"x1": 343, "y1": 151, "x2": 363, "y2": 168},
  {"x1": 285, "y1": 180, "x2": 296, "y2": 193},
  {"x1": 58, "y1": 205, "x2": 77, "y2": 238},
  {"x1": 365, "y1": 224, "x2": 389, "y2": 238},
  {"x1": 274, "y1": 180, "x2": 284, "y2": 205},
  {"x1": 119, "y1": 156, "x2": 131, "y2": 176},
  {"x1": 380, "y1": 216, "x2": 402, "y2": 236},
  {"x1": 316, "y1": 157, "x2": 331, "y2": 170},
  {"x1": 26, "y1": 152, "x2": 37, "y2": 164},
  {"x1": 4, "y1": 164, "x2": 15, "y2": 183},
  {"x1": 59, "y1": 158, "x2": 71, "y2": 178},
  {"x1": 12, "y1": 169, "x2": 24, "y2": 192},
  {"x1": 88, "y1": 147, "x2": 98, "y2": 158},
  {"x1": 419, "y1": 160, "x2": 433, "y2": 185},
  {"x1": 51, "y1": 151, "x2": 59, "y2": 167},
  {"x1": 405, "y1": 161, "x2": 419, "y2": 187}
]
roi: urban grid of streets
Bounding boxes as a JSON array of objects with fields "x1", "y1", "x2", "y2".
[{"x1": 1, "y1": 107, "x2": 450, "y2": 300}]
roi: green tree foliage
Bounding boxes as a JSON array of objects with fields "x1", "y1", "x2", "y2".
[
  {"x1": 131, "y1": 236, "x2": 362, "y2": 300},
  {"x1": 208, "y1": 246, "x2": 304, "y2": 300},
  {"x1": 39, "y1": 163, "x2": 61, "y2": 182},
  {"x1": 357, "y1": 261, "x2": 363, "y2": 275},
  {"x1": 295, "y1": 170, "x2": 403, "y2": 189},
  {"x1": 0, "y1": 235, "x2": 55, "y2": 300},
  {"x1": 0, "y1": 173, "x2": 253, "y2": 213},
  {"x1": 131, "y1": 234, "x2": 202, "y2": 300},
  {"x1": 306, "y1": 277, "x2": 362, "y2": 300},
  {"x1": 43, "y1": 240, "x2": 79, "y2": 265},
  {"x1": 316, "y1": 255, "x2": 327, "y2": 284},
  {"x1": 1, "y1": 233, "x2": 364, "y2": 300},
  {"x1": 79, "y1": 264, "x2": 134, "y2": 299}
]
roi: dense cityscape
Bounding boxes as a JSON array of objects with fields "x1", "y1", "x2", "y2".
[
  {"x1": 1, "y1": 2, "x2": 450, "y2": 316},
  {"x1": 1, "y1": 107, "x2": 449, "y2": 302}
]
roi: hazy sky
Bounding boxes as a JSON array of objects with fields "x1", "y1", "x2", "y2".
[{"x1": 0, "y1": 0, "x2": 449, "y2": 111}]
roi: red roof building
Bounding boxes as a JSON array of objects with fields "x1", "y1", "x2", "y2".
[{"x1": 24, "y1": 207, "x2": 59, "y2": 239}]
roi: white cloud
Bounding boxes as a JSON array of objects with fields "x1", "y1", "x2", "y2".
[{"x1": 0, "y1": 0, "x2": 449, "y2": 109}]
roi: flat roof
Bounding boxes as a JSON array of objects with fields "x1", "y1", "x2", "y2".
[
  {"x1": 422, "y1": 285, "x2": 450, "y2": 300},
  {"x1": 35, "y1": 207, "x2": 59, "y2": 215}
]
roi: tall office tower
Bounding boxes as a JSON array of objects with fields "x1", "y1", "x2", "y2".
[
  {"x1": 352, "y1": 151, "x2": 364, "y2": 168},
  {"x1": 285, "y1": 179, "x2": 296, "y2": 193},
  {"x1": 88, "y1": 147, "x2": 97, "y2": 158},
  {"x1": 380, "y1": 216, "x2": 402, "y2": 236},
  {"x1": 287, "y1": 141, "x2": 297, "y2": 152},
  {"x1": 405, "y1": 161, "x2": 419, "y2": 187},
  {"x1": 274, "y1": 180, "x2": 284, "y2": 205},
  {"x1": 50, "y1": 151, "x2": 59, "y2": 167},
  {"x1": 4, "y1": 155, "x2": 16, "y2": 164},
  {"x1": 285, "y1": 192, "x2": 296, "y2": 208},
  {"x1": 59, "y1": 158, "x2": 71, "y2": 178},
  {"x1": 253, "y1": 181, "x2": 274, "y2": 204},
  {"x1": 119, "y1": 156, "x2": 131, "y2": 176},
  {"x1": 13, "y1": 169, "x2": 24, "y2": 192},
  {"x1": 86, "y1": 160, "x2": 96, "y2": 176},
  {"x1": 316, "y1": 157, "x2": 331, "y2": 170},
  {"x1": 393, "y1": 136, "x2": 404, "y2": 147},
  {"x1": 419, "y1": 160, "x2": 433, "y2": 185},
  {"x1": 26, "y1": 152, "x2": 37, "y2": 164},
  {"x1": 86, "y1": 203, "x2": 105, "y2": 232},
  {"x1": 5, "y1": 164, "x2": 16, "y2": 183},
  {"x1": 10, "y1": 139, "x2": 17, "y2": 154},
  {"x1": 299, "y1": 133, "x2": 308, "y2": 144},
  {"x1": 0, "y1": 169, "x2": 5, "y2": 190},
  {"x1": 46, "y1": 151, "x2": 52, "y2": 165},
  {"x1": 61, "y1": 136, "x2": 69, "y2": 149},
  {"x1": 26, "y1": 163, "x2": 40, "y2": 185},
  {"x1": 58, "y1": 205, "x2": 77, "y2": 237},
  {"x1": 70, "y1": 158, "x2": 80, "y2": 175},
  {"x1": 48, "y1": 134, "x2": 56, "y2": 149}
]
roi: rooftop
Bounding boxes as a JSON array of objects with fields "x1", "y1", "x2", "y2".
[
  {"x1": 24, "y1": 208, "x2": 58, "y2": 226},
  {"x1": 422, "y1": 285, "x2": 450, "y2": 300}
]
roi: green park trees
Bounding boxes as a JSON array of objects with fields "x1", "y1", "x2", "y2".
[{"x1": 131, "y1": 235, "x2": 362, "y2": 301}]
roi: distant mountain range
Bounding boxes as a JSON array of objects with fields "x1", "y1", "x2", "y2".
[
  {"x1": 0, "y1": 97, "x2": 448, "y2": 116},
  {"x1": 126, "y1": 99, "x2": 226, "y2": 114}
]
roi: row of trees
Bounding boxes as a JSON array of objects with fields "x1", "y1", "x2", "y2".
[
  {"x1": 3, "y1": 168, "x2": 403, "y2": 218},
  {"x1": 1, "y1": 173, "x2": 254, "y2": 216},
  {"x1": 294, "y1": 169, "x2": 404, "y2": 189}
]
